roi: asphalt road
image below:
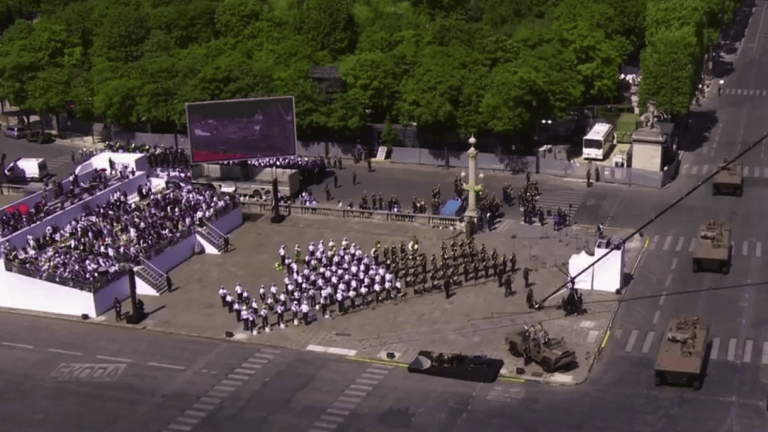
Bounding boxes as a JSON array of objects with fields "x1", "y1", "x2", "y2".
[
  {"x1": 0, "y1": 132, "x2": 78, "y2": 181},
  {"x1": 2, "y1": 311, "x2": 767, "y2": 432}
]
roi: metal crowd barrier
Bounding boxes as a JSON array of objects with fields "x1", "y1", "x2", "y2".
[{"x1": 239, "y1": 198, "x2": 464, "y2": 230}]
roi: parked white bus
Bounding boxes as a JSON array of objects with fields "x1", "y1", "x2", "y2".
[{"x1": 582, "y1": 123, "x2": 615, "y2": 160}]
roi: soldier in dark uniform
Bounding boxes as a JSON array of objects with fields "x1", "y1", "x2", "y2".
[
  {"x1": 473, "y1": 261, "x2": 480, "y2": 281},
  {"x1": 463, "y1": 262, "x2": 470, "y2": 282},
  {"x1": 325, "y1": 183, "x2": 332, "y2": 201},
  {"x1": 504, "y1": 275, "x2": 513, "y2": 297},
  {"x1": 500, "y1": 253, "x2": 508, "y2": 276},
  {"x1": 526, "y1": 288, "x2": 537, "y2": 309},
  {"x1": 492, "y1": 259, "x2": 499, "y2": 279},
  {"x1": 483, "y1": 260, "x2": 490, "y2": 278},
  {"x1": 333, "y1": 172, "x2": 338, "y2": 188},
  {"x1": 523, "y1": 267, "x2": 531, "y2": 288},
  {"x1": 491, "y1": 248, "x2": 498, "y2": 262},
  {"x1": 352, "y1": 170, "x2": 357, "y2": 185},
  {"x1": 443, "y1": 278, "x2": 451, "y2": 299},
  {"x1": 400, "y1": 241, "x2": 407, "y2": 256},
  {"x1": 510, "y1": 253, "x2": 517, "y2": 273}
]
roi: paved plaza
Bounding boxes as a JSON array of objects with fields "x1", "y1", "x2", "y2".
[{"x1": 128, "y1": 209, "x2": 645, "y2": 385}]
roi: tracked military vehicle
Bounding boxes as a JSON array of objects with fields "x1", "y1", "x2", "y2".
[
  {"x1": 505, "y1": 323, "x2": 577, "y2": 373},
  {"x1": 655, "y1": 315, "x2": 709, "y2": 390},
  {"x1": 692, "y1": 219, "x2": 731, "y2": 274},
  {"x1": 712, "y1": 158, "x2": 743, "y2": 196}
]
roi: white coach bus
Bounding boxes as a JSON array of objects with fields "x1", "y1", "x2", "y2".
[{"x1": 582, "y1": 122, "x2": 615, "y2": 160}]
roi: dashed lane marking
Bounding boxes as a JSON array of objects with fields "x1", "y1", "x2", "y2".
[
  {"x1": 48, "y1": 348, "x2": 82, "y2": 355},
  {"x1": 360, "y1": 373, "x2": 382, "y2": 380},
  {"x1": 333, "y1": 401, "x2": 357, "y2": 409},
  {"x1": 652, "y1": 310, "x2": 660, "y2": 325},
  {"x1": 1, "y1": 342, "x2": 34, "y2": 349},
  {"x1": 343, "y1": 390, "x2": 367, "y2": 397},
  {"x1": 355, "y1": 379, "x2": 379, "y2": 385},
  {"x1": 97, "y1": 355, "x2": 132, "y2": 362},
  {"x1": 659, "y1": 292, "x2": 666, "y2": 306},
  {"x1": 249, "y1": 358, "x2": 269, "y2": 364},
  {"x1": 365, "y1": 368, "x2": 389, "y2": 375},
  {"x1": 260, "y1": 348, "x2": 281, "y2": 354},
  {"x1": 662, "y1": 236, "x2": 673, "y2": 251},
  {"x1": 743, "y1": 241, "x2": 749, "y2": 256},
  {"x1": 743, "y1": 340, "x2": 753, "y2": 363},
  {"x1": 220, "y1": 380, "x2": 243, "y2": 386},
  {"x1": 213, "y1": 385, "x2": 237, "y2": 392},
  {"x1": 176, "y1": 417, "x2": 199, "y2": 424},
  {"x1": 228, "y1": 374, "x2": 250, "y2": 380},
  {"x1": 199, "y1": 396, "x2": 221, "y2": 404},
  {"x1": 148, "y1": 362, "x2": 185, "y2": 370},
  {"x1": 240, "y1": 363, "x2": 262, "y2": 369},
  {"x1": 338, "y1": 396, "x2": 362, "y2": 403},
  {"x1": 326, "y1": 408, "x2": 351, "y2": 416},
  {"x1": 625, "y1": 330, "x2": 639, "y2": 352},
  {"x1": 207, "y1": 391, "x2": 228, "y2": 398},
  {"x1": 727, "y1": 338, "x2": 737, "y2": 362},
  {"x1": 586, "y1": 330, "x2": 599, "y2": 344},
  {"x1": 313, "y1": 421, "x2": 338, "y2": 429},
  {"x1": 675, "y1": 237, "x2": 684, "y2": 252},
  {"x1": 664, "y1": 275, "x2": 672, "y2": 287},
  {"x1": 349, "y1": 384, "x2": 373, "y2": 391},
  {"x1": 641, "y1": 331, "x2": 656, "y2": 354},
  {"x1": 671, "y1": 257, "x2": 677, "y2": 270},
  {"x1": 757, "y1": 242, "x2": 762, "y2": 258},
  {"x1": 167, "y1": 424, "x2": 192, "y2": 431},
  {"x1": 234, "y1": 368, "x2": 256, "y2": 374},
  {"x1": 320, "y1": 414, "x2": 345, "y2": 423},
  {"x1": 711, "y1": 338, "x2": 721, "y2": 360},
  {"x1": 688, "y1": 238, "x2": 696, "y2": 252},
  {"x1": 253, "y1": 353, "x2": 275, "y2": 359},
  {"x1": 184, "y1": 410, "x2": 207, "y2": 417},
  {"x1": 191, "y1": 403, "x2": 215, "y2": 411},
  {"x1": 762, "y1": 342, "x2": 768, "y2": 364},
  {"x1": 650, "y1": 235, "x2": 659, "y2": 250}
]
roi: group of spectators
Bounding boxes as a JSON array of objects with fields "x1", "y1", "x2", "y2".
[
  {"x1": 1, "y1": 180, "x2": 238, "y2": 289},
  {"x1": 219, "y1": 156, "x2": 328, "y2": 188}
]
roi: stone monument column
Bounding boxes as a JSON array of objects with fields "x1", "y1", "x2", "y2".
[{"x1": 464, "y1": 135, "x2": 478, "y2": 235}]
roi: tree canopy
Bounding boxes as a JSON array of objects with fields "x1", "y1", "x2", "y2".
[{"x1": 0, "y1": 0, "x2": 740, "y2": 144}]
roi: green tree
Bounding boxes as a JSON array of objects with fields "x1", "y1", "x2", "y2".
[
  {"x1": 26, "y1": 67, "x2": 70, "y2": 133},
  {"x1": 482, "y1": 42, "x2": 583, "y2": 135},
  {"x1": 93, "y1": 77, "x2": 142, "y2": 126},
  {"x1": 214, "y1": 0, "x2": 263, "y2": 40},
  {"x1": 639, "y1": 26, "x2": 700, "y2": 116},
  {"x1": 0, "y1": 21, "x2": 37, "y2": 117},
  {"x1": 380, "y1": 114, "x2": 399, "y2": 147},
  {"x1": 338, "y1": 51, "x2": 401, "y2": 121},
  {"x1": 91, "y1": 5, "x2": 151, "y2": 64},
  {"x1": 299, "y1": 0, "x2": 357, "y2": 59}
]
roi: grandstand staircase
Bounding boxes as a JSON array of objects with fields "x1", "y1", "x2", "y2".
[
  {"x1": 197, "y1": 222, "x2": 229, "y2": 253},
  {"x1": 135, "y1": 259, "x2": 171, "y2": 295}
]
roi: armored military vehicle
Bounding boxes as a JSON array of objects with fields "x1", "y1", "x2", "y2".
[
  {"x1": 505, "y1": 323, "x2": 577, "y2": 373},
  {"x1": 655, "y1": 315, "x2": 709, "y2": 390},
  {"x1": 712, "y1": 158, "x2": 743, "y2": 196},
  {"x1": 692, "y1": 219, "x2": 731, "y2": 274},
  {"x1": 25, "y1": 130, "x2": 54, "y2": 144}
]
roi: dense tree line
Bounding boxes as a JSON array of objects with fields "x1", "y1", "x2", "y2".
[{"x1": 0, "y1": 0, "x2": 740, "y2": 145}]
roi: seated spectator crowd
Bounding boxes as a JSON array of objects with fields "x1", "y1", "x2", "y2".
[{"x1": 1, "y1": 180, "x2": 238, "y2": 288}]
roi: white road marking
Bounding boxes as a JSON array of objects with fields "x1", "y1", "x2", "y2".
[
  {"x1": 184, "y1": 410, "x2": 207, "y2": 417},
  {"x1": 586, "y1": 330, "x2": 599, "y2": 344},
  {"x1": 614, "y1": 329, "x2": 623, "y2": 340},
  {"x1": 213, "y1": 385, "x2": 237, "y2": 392},
  {"x1": 343, "y1": 390, "x2": 367, "y2": 397},
  {"x1": 176, "y1": 417, "x2": 199, "y2": 424},
  {"x1": 360, "y1": 374, "x2": 381, "y2": 380},
  {"x1": 743, "y1": 166, "x2": 750, "y2": 177},
  {"x1": 625, "y1": 330, "x2": 639, "y2": 352},
  {"x1": 688, "y1": 238, "x2": 696, "y2": 252},
  {"x1": 249, "y1": 358, "x2": 269, "y2": 364},
  {"x1": 320, "y1": 414, "x2": 345, "y2": 423},
  {"x1": 333, "y1": 401, "x2": 357, "y2": 409},
  {"x1": 757, "y1": 242, "x2": 762, "y2": 258},
  {"x1": 692, "y1": 166, "x2": 699, "y2": 174},
  {"x1": 220, "y1": 380, "x2": 242, "y2": 386},
  {"x1": 762, "y1": 342, "x2": 768, "y2": 364},
  {"x1": 1, "y1": 342, "x2": 34, "y2": 349},
  {"x1": 641, "y1": 331, "x2": 656, "y2": 354},
  {"x1": 743, "y1": 340, "x2": 753, "y2": 363},
  {"x1": 168, "y1": 424, "x2": 192, "y2": 431},
  {"x1": 675, "y1": 237, "x2": 685, "y2": 251},
  {"x1": 349, "y1": 384, "x2": 373, "y2": 391},
  {"x1": 711, "y1": 337, "x2": 720, "y2": 360},
  {"x1": 682, "y1": 164, "x2": 689, "y2": 174},
  {"x1": 338, "y1": 396, "x2": 362, "y2": 403},
  {"x1": 727, "y1": 338, "x2": 737, "y2": 361},
  {"x1": 207, "y1": 391, "x2": 228, "y2": 398},
  {"x1": 261, "y1": 348, "x2": 280, "y2": 354},
  {"x1": 365, "y1": 368, "x2": 389, "y2": 375},
  {"x1": 659, "y1": 292, "x2": 666, "y2": 305},
  {"x1": 662, "y1": 236, "x2": 673, "y2": 251},
  {"x1": 765, "y1": 167, "x2": 768, "y2": 178},
  {"x1": 313, "y1": 421, "x2": 338, "y2": 429},
  {"x1": 148, "y1": 362, "x2": 185, "y2": 370},
  {"x1": 306, "y1": 345, "x2": 358, "y2": 356},
  {"x1": 652, "y1": 310, "x2": 660, "y2": 325},
  {"x1": 650, "y1": 235, "x2": 659, "y2": 250},
  {"x1": 96, "y1": 355, "x2": 132, "y2": 362},
  {"x1": 355, "y1": 379, "x2": 379, "y2": 385},
  {"x1": 191, "y1": 403, "x2": 215, "y2": 410},
  {"x1": 240, "y1": 363, "x2": 262, "y2": 369},
  {"x1": 234, "y1": 368, "x2": 256, "y2": 374},
  {"x1": 742, "y1": 241, "x2": 749, "y2": 256},
  {"x1": 738, "y1": 89, "x2": 743, "y2": 95},
  {"x1": 671, "y1": 257, "x2": 677, "y2": 270},
  {"x1": 253, "y1": 353, "x2": 275, "y2": 359},
  {"x1": 200, "y1": 397, "x2": 221, "y2": 404},
  {"x1": 228, "y1": 374, "x2": 250, "y2": 380},
  {"x1": 327, "y1": 408, "x2": 351, "y2": 416},
  {"x1": 48, "y1": 348, "x2": 82, "y2": 355},
  {"x1": 665, "y1": 274, "x2": 672, "y2": 287}
]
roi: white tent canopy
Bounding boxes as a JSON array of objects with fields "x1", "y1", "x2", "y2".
[{"x1": 567, "y1": 237, "x2": 626, "y2": 293}]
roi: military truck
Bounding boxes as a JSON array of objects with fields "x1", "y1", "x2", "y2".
[
  {"x1": 25, "y1": 130, "x2": 54, "y2": 144},
  {"x1": 505, "y1": 323, "x2": 577, "y2": 373},
  {"x1": 655, "y1": 315, "x2": 709, "y2": 390},
  {"x1": 712, "y1": 158, "x2": 743, "y2": 196},
  {"x1": 692, "y1": 219, "x2": 731, "y2": 274}
]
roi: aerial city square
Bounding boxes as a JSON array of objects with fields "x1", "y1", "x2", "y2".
[{"x1": 0, "y1": 0, "x2": 766, "y2": 431}]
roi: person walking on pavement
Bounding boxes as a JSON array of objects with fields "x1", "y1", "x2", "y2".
[
  {"x1": 325, "y1": 183, "x2": 333, "y2": 201},
  {"x1": 367, "y1": 158, "x2": 372, "y2": 172},
  {"x1": 71, "y1": 150, "x2": 76, "y2": 164},
  {"x1": 218, "y1": 286, "x2": 227, "y2": 306},
  {"x1": 594, "y1": 166, "x2": 600, "y2": 183},
  {"x1": 241, "y1": 308, "x2": 250, "y2": 330},
  {"x1": 523, "y1": 267, "x2": 531, "y2": 289},
  {"x1": 225, "y1": 291, "x2": 233, "y2": 313},
  {"x1": 333, "y1": 172, "x2": 338, "y2": 188},
  {"x1": 113, "y1": 297, "x2": 122, "y2": 322},
  {"x1": 586, "y1": 167, "x2": 592, "y2": 187},
  {"x1": 352, "y1": 170, "x2": 357, "y2": 185},
  {"x1": 443, "y1": 278, "x2": 451, "y2": 299},
  {"x1": 526, "y1": 287, "x2": 538, "y2": 309}
]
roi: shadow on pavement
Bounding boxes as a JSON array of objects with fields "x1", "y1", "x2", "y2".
[{"x1": 680, "y1": 111, "x2": 719, "y2": 153}]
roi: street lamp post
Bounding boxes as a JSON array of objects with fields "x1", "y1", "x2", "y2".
[{"x1": 464, "y1": 135, "x2": 481, "y2": 236}]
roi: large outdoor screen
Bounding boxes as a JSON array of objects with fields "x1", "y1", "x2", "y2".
[{"x1": 185, "y1": 96, "x2": 297, "y2": 163}]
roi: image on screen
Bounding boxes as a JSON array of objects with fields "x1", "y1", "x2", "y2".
[{"x1": 186, "y1": 96, "x2": 297, "y2": 163}]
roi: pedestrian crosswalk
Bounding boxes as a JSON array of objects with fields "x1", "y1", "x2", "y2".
[
  {"x1": 721, "y1": 88, "x2": 768, "y2": 96},
  {"x1": 491, "y1": 184, "x2": 590, "y2": 233},
  {"x1": 681, "y1": 164, "x2": 768, "y2": 177},
  {"x1": 615, "y1": 328, "x2": 768, "y2": 365},
  {"x1": 46, "y1": 155, "x2": 72, "y2": 168},
  {"x1": 647, "y1": 234, "x2": 761, "y2": 257}
]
